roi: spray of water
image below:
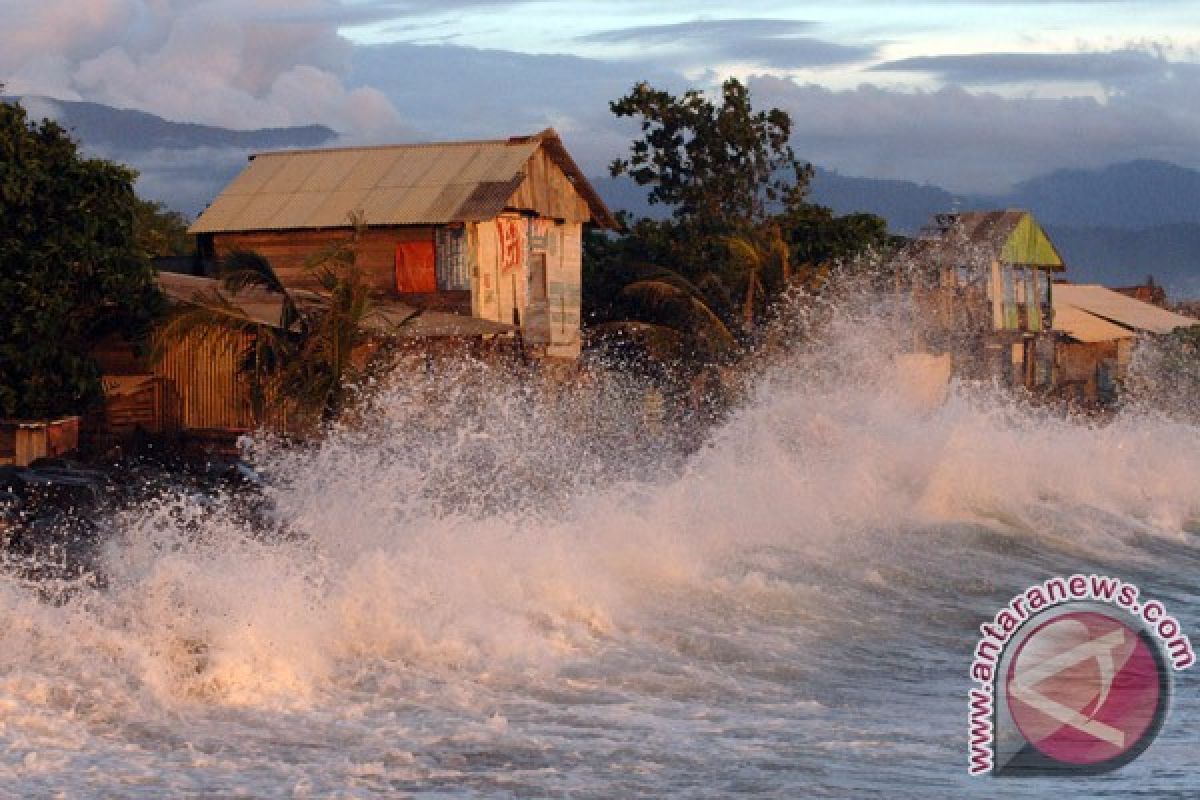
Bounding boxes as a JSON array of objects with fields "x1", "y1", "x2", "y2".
[{"x1": 1, "y1": 294, "x2": 1197, "y2": 795}]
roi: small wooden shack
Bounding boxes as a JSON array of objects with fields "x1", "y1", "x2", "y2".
[
  {"x1": 0, "y1": 417, "x2": 80, "y2": 467},
  {"x1": 1052, "y1": 283, "x2": 1196, "y2": 405},
  {"x1": 903, "y1": 210, "x2": 1065, "y2": 389},
  {"x1": 188, "y1": 129, "x2": 619, "y2": 361},
  {"x1": 88, "y1": 270, "x2": 519, "y2": 450}
]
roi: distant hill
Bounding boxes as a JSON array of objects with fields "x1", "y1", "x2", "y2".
[
  {"x1": 3, "y1": 96, "x2": 338, "y2": 217},
  {"x1": 807, "y1": 159, "x2": 1200, "y2": 234},
  {"x1": 593, "y1": 168, "x2": 959, "y2": 232},
  {"x1": 595, "y1": 161, "x2": 1200, "y2": 297},
  {"x1": 801, "y1": 162, "x2": 1200, "y2": 296},
  {"x1": 1005, "y1": 161, "x2": 1200, "y2": 230},
  {"x1": 1046, "y1": 223, "x2": 1200, "y2": 297},
  {"x1": 809, "y1": 168, "x2": 957, "y2": 234},
  {"x1": 5, "y1": 96, "x2": 336, "y2": 151}
]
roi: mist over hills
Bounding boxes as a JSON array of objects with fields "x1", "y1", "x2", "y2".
[
  {"x1": 7, "y1": 96, "x2": 336, "y2": 152},
  {"x1": 7, "y1": 96, "x2": 1197, "y2": 296},
  {"x1": 4, "y1": 96, "x2": 337, "y2": 217},
  {"x1": 598, "y1": 161, "x2": 1200, "y2": 296}
]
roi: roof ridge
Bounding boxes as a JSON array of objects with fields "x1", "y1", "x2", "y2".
[{"x1": 249, "y1": 134, "x2": 547, "y2": 160}]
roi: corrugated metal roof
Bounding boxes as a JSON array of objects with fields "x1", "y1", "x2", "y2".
[
  {"x1": 189, "y1": 130, "x2": 618, "y2": 233},
  {"x1": 158, "y1": 271, "x2": 289, "y2": 329},
  {"x1": 914, "y1": 210, "x2": 1065, "y2": 271},
  {"x1": 1051, "y1": 303, "x2": 1136, "y2": 343},
  {"x1": 1054, "y1": 284, "x2": 1197, "y2": 336},
  {"x1": 156, "y1": 272, "x2": 515, "y2": 338}
]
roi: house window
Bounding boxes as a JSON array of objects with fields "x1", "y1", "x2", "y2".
[{"x1": 436, "y1": 227, "x2": 470, "y2": 291}]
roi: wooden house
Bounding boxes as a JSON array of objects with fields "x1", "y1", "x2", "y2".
[
  {"x1": 904, "y1": 210, "x2": 1065, "y2": 389},
  {"x1": 188, "y1": 129, "x2": 619, "y2": 361},
  {"x1": 88, "y1": 270, "x2": 519, "y2": 450},
  {"x1": 1051, "y1": 283, "x2": 1195, "y2": 406}
]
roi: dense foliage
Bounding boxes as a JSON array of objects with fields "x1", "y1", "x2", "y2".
[
  {"x1": 587, "y1": 78, "x2": 893, "y2": 371},
  {"x1": 134, "y1": 198, "x2": 193, "y2": 259},
  {"x1": 0, "y1": 95, "x2": 161, "y2": 419},
  {"x1": 159, "y1": 230, "x2": 400, "y2": 432}
]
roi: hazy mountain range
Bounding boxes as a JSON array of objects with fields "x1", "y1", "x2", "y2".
[
  {"x1": 9, "y1": 96, "x2": 1199, "y2": 297},
  {"x1": 598, "y1": 162, "x2": 1200, "y2": 297}
]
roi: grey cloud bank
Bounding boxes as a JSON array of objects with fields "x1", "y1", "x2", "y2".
[{"x1": 1, "y1": 2, "x2": 1198, "y2": 198}]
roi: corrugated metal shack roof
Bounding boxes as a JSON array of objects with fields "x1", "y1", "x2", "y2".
[
  {"x1": 914, "y1": 210, "x2": 1065, "y2": 271},
  {"x1": 157, "y1": 272, "x2": 516, "y2": 338},
  {"x1": 158, "y1": 272, "x2": 289, "y2": 329},
  {"x1": 1051, "y1": 303, "x2": 1136, "y2": 343},
  {"x1": 190, "y1": 129, "x2": 618, "y2": 234},
  {"x1": 1054, "y1": 284, "x2": 1196, "y2": 337}
]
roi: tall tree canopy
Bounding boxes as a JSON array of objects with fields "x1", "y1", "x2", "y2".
[
  {"x1": 610, "y1": 79, "x2": 811, "y2": 227},
  {"x1": 589, "y1": 78, "x2": 892, "y2": 360},
  {"x1": 0, "y1": 95, "x2": 161, "y2": 418}
]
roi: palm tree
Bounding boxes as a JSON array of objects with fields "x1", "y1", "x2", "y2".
[
  {"x1": 723, "y1": 224, "x2": 791, "y2": 329},
  {"x1": 283, "y1": 240, "x2": 383, "y2": 423},
  {"x1": 157, "y1": 230, "x2": 408, "y2": 431},
  {"x1": 155, "y1": 250, "x2": 296, "y2": 422}
]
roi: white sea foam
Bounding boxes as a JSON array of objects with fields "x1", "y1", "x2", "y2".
[{"x1": 1, "y1": 304, "x2": 1197, "y2": 796}]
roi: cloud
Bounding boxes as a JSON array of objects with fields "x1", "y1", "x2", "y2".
[
  {"x1": 351, "y1": 42, "x2": 687, "y2": 173},
  {"x1": 578, "y1": 17, "x2": 877, "y2": 69},
  {"x1": 750, "y1": 76, "x2": 1200, "y2": 193},
  {"x1": 1, "y1": 0, "x2": 405, "y2": 136},
  {"x1": 579, "y1": 18, "x2": 818, "y2": 45},
  {"x1": 870, "y1": 48, "x2": 1179, "y2": 86}
]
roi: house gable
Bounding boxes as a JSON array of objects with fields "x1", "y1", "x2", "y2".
[{"x1": 1000, "y1": 213, "x2": 1064, "y2": 270}]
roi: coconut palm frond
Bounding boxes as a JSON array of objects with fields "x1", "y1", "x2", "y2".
[
  {"x1": 621, "y1": 279, "x2": 692, "y2": 314},
  {"x1": 621, "y1": 280, "x2": 737, "y2": 359},
  {"x1": 218, "y1": 249, "x2": 301, "y2": 329},
  {"x1": 220, "y1": 250, "x2": 286, "y2": 294},
  {"x1": 154, "y1": 289, "x2": 256, "y2": 357},
  {"x1": 723, "y1": 235, "x2": 765, "y2": 272}
]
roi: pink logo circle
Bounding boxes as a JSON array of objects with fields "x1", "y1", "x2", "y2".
[{"x1": 1006, "y1": 611, "x2": 1163, "y2": 766}]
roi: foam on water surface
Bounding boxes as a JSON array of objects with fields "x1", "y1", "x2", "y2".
[{"x1": 1, "y1": 308, "x2": 1197, "y2": 797}]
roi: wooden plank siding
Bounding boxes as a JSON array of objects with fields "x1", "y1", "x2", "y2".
[
  {"x1": 213, "y1": 226, "x2": 436, "y2": 295},
  {"x1": 506, "y1": 148, "x2": 592, "y2": 223}
]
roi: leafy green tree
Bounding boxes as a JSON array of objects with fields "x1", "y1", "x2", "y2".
[
  {"x1": 589, "y1": 78, "x2": 896, "y2": 353},
  {"x1": 777, "y1": 205, "x2": 893, "y2": 287},
  {"x1": 610, "y1": 78, "x2": 810, "y2": 226},
  {"x1": 0, "y1": 94, "x2": 161, "y2": 418},
  {"x1": 134, "y1": 198, "x2": 193, "y2": 259}
]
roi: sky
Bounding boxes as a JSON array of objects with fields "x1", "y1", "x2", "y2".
[{"x1": 3, "y1": 0, "x2": 1199, "y2": 195}]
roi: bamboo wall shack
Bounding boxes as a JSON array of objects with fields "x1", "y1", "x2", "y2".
[
  {"x1": 903, "y1": 210, "x2": 1065, "y2": 390},
  {"x1": 188, "y1": 129, "x2": 619, "y2": 362},
  {"x1": 89, "y1": 271, "x2": 519, "y2": 451}
]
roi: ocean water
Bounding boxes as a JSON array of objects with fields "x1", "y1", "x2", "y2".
[{"x1": 1, "y1": 313, "x2": 1196, "y2": 798}]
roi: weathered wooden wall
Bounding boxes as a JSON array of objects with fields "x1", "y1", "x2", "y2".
[
  {"x1": 212, "y1": 226, "x2": 436, "y2": 294},
  {"x1": 1055, "y1": 340, "x2": 1121, "y2": 405},
  {"x1": 546, "y1": 222, "x2": 582, "y2": 359},
  {"x1": 506, "y1": 148, "x2": 592, "y2": 224}
]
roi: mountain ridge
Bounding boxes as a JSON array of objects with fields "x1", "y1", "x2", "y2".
[{"x1": 6, "y1": 96, "x2": 1197, "y2": 295}]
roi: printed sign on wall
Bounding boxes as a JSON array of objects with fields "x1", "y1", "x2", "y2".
[{"x1": 498, "y1": 218, "x2": 526, "y2": 275}]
